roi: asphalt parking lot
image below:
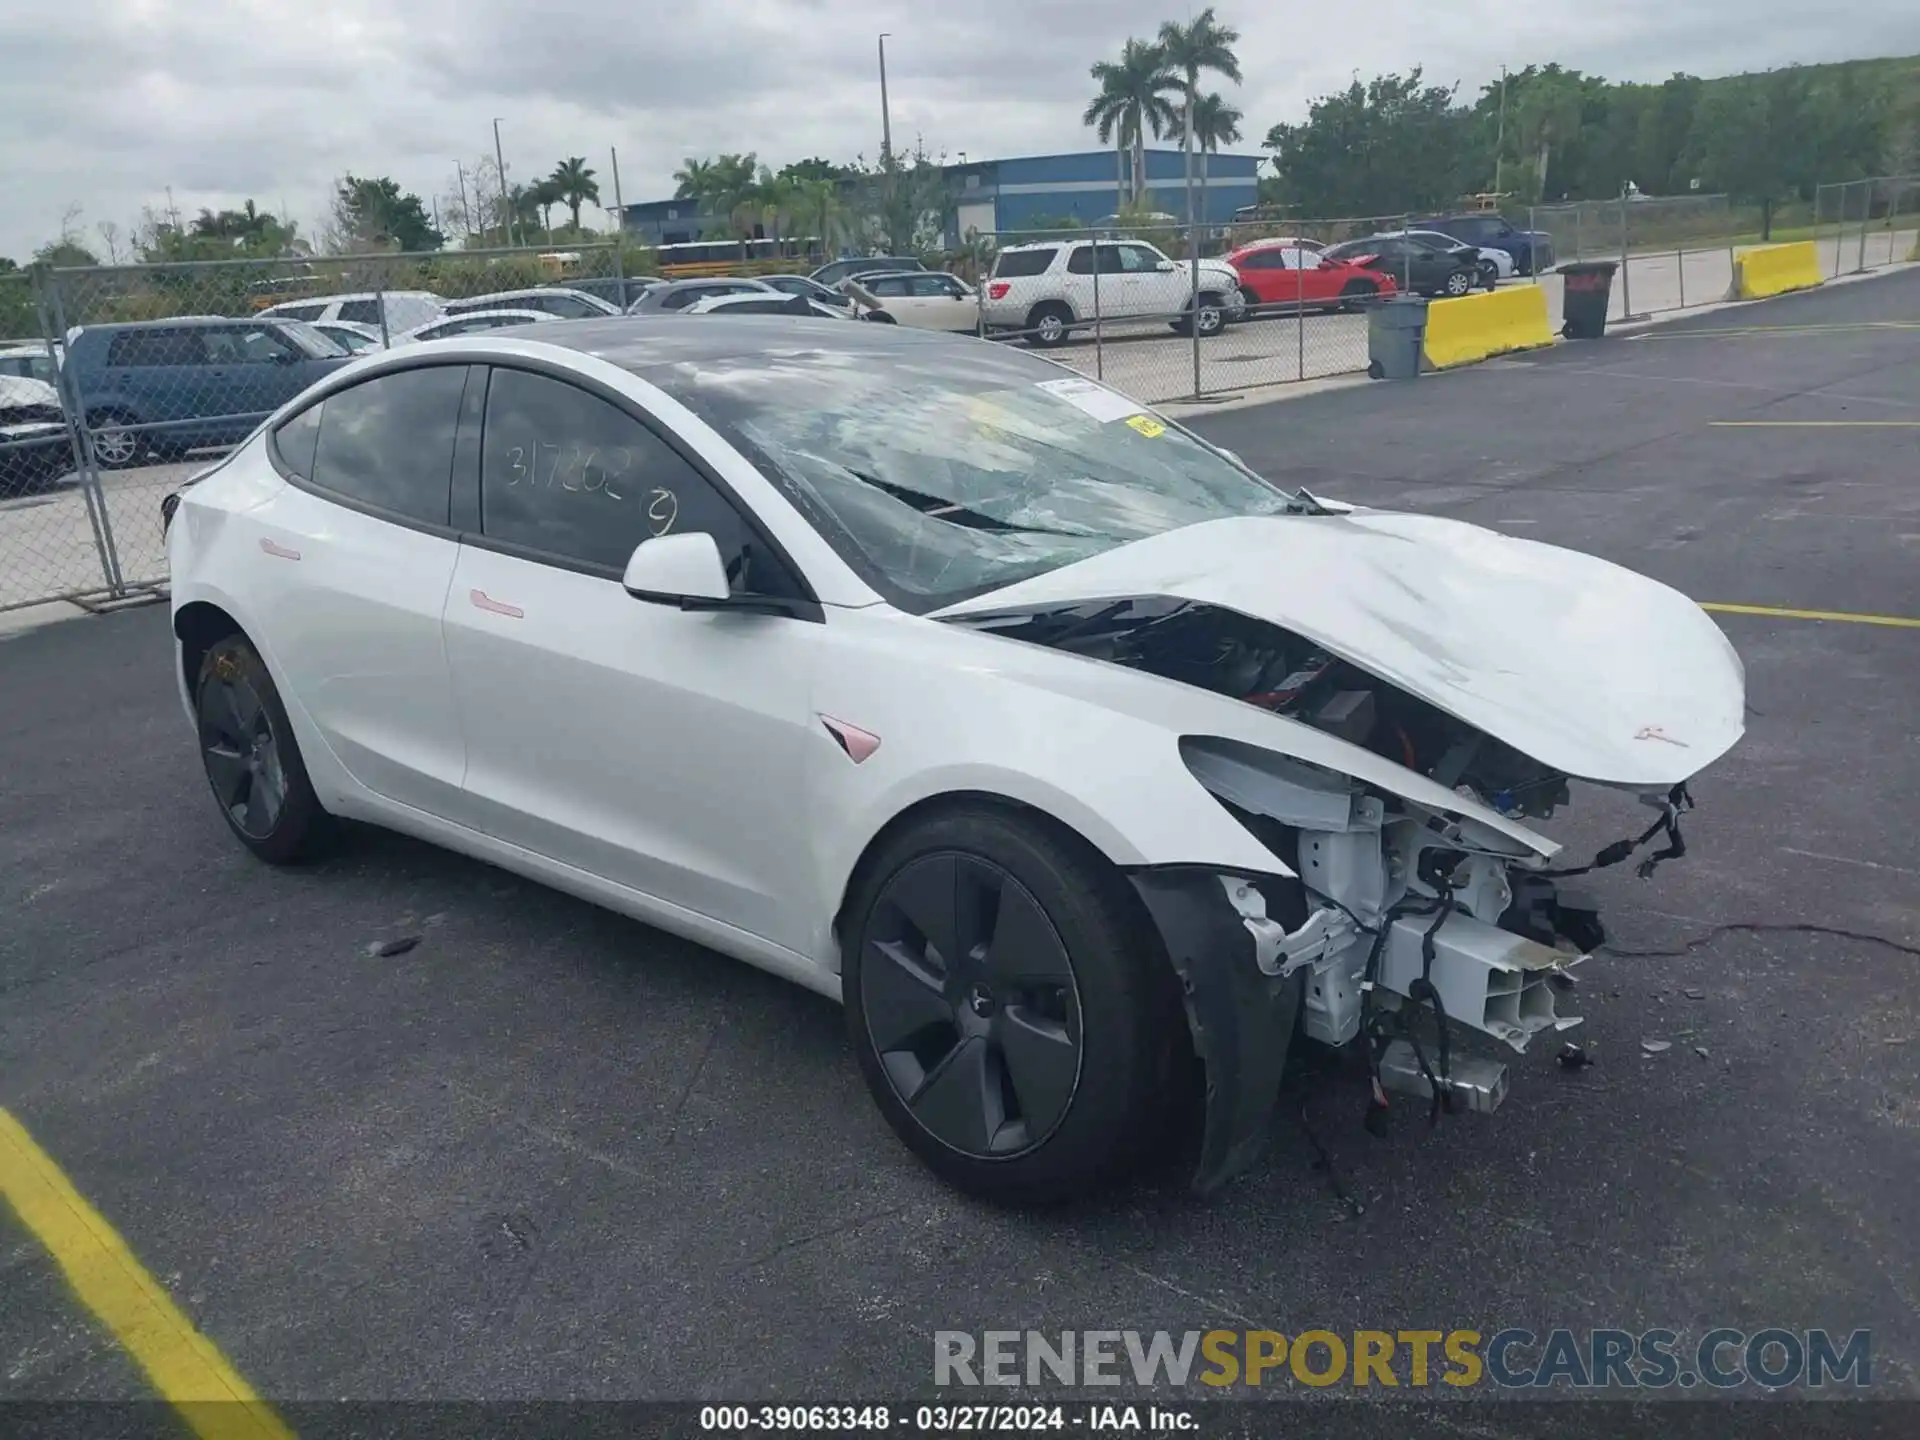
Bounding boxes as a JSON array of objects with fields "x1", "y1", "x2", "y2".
[{"x1": 3, "y1": 268, "x2": 1918, "y2": 1431}]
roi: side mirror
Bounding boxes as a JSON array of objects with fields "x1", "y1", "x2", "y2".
[{"x1": 622, "y1": 532, "x2": 730, "y2": 606}]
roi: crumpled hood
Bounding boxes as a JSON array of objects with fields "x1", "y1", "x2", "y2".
[{"x1": 931, "y1": 511, "x2": 1746, "y2": 786}]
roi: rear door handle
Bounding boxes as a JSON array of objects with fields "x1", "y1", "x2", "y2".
[{"x1": 470, "y1": 589, "x2": 523, "y2": 619}]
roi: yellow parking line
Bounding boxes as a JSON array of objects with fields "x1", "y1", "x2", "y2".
[
  {"x1": 0, "y1": 1107, "x2": 292, "y2": 1440},
  {"x1": 1702, "y1": 602, "x2": 1920, "y2": 629},
  {"x1": 1710, "y1": 420, "x2": 1920, "y2": 427}
]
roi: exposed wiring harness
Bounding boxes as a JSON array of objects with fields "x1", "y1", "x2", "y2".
[{"x1": 1542, "y1": 782, "x2": 1694, "y2": 881}]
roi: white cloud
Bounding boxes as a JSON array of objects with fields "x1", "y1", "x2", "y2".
[{"x1": 1, "y1": 0, "x2": 1914, "y2": 261}]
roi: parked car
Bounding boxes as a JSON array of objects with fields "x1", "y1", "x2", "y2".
[
  {"x1": 1399, "y1": 229, "x2": 1508, "y2": 289},
  {"x1": 559, "y1": 276, "x2": 667, "y2": 309},
  {"x1": 258, "y1": 291, "x2": 445, "y2": 334},
  {"x1": 626, "y1": 278, "x2": 779, "y2": 314},
  {"x1": 442, "y1": 287, "x2": 621, "y2": 321},
  {"x1": 0, "y1": 341, "x2": 62, "y2": 386},
  {"x1": 678, "y1": 293, "x2": 852, "y2": 319},
  {"x1": 982, "y1": 239, "x2": 1234, "y2": 346},
  {"x1": 1415, "y1": 214, "x2": 1556, "y2": 275},
  {"x1": 64, "y1": 318, "x2": 351, "y2": 468},
  {"x1": 394, "y1": 310, "x2": 559, "y2": 345},
  {"x1": 1230, "y1": 235, "x2": 1326, "y2": 256},
  {"x1": 1225, "y1": 243, "x2": 1397, "y2": 313},
  {"x1": 1321, "y1": 236, "x2": 1481, "y2": 299},
  {"x1": 758, "y1": 274, "x2": 857, "y2": 312},
  {"x1": 309, "y1": 321, "x2": 384, "y2": 354},
  {"x1": 0, "y1": 374, "x2": 72, "y2": 496},
  {"x1": 808, "y1": 256, "x2": 928, "y2": 288},
  {"x1": 842, "y1": 272, "x2": 981, "y2": 331},
  {"x1": 161, "y1": 316, "x2": 1744, "y2": 1204}
]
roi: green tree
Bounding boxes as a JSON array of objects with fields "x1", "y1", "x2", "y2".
[
  {"x1": 1083, "y1": 37, "x2": 1179, "y2": 207},
  {"x1": 1156, "y1": 7, "x2": 1242, "y2": 231},
  {"x1": 790, "y1": 177, "x2": 848, "y2": 257},
  {"x1": 779, "y1": 157, "x2": 853, "y2": 184},
  {"x1": 850, "y1": 141, "x2": 951, "y2": 255},
  {"x1": 529, "y1": 177, "x2": 563, "y2": 238},
  {"x1": 33, "y1": 239, "x2": 100, "y2": 268},
  {"x1": 672, "y1": 157, "x2": 714, "y2": 200},
  {"x1": 550, "y1": 156, "x2": 601, "y2": 230},
  {"x1": 330, "y1": 174, "x2": 444, "y2": 253},
  {"x1": 1266, "y1": 70, "x2": 1475, "y2": 217},
  {"x1": 1191, "y1": 91, "x2": 1243, "y2": 215},
  {"x1": 1510, "y1": 66, "x2": 1587, "y2": 201}
]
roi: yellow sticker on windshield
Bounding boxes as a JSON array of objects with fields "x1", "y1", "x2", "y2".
[{"x1": 1126, "y1": 414, "x2": 1167, "y2": 438}]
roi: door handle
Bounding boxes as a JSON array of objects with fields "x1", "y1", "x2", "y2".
[{"x1": 470, "y1": 589, "x2": 523, "y2": 619}]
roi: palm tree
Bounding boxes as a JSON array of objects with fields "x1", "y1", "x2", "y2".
[
  {"x1": 754, "y1": 166, "x2": 798, "y2": 245},
  {"x1": 1514, "y1": 74, "x2": 1585, "y2": 202},
  {"x1": 1156, "y1": 7, "x2": 1243, "y2": 234},
  {"x1": 550, "y1": 156, "x2": 601, "y2": 231},
  {"x1": 672, "y1": 157, "x2": 714, "y2": 201},
  {"x1": 791, "y1": 178, "x2": 846, "y2": 260},
  {"x1": 1083, "y1": 38, "x2": 1179, "y2": 209},
  {"x1": 1190, "y1": 91, "x2": 1244, "y2": 215},
  {"x1": 528, "y1": 177, "x2": 564, "y2": 240}
]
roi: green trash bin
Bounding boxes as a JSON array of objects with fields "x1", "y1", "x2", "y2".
[
  {"x1": 1559, "y1": 261, "x2": 1618, "y2": 339},
  {"x1": 1365, "y1": 295, "x2": 1428, "y2": 380}
]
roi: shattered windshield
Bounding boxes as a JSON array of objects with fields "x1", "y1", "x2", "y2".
[{"x1": 643, "y1": 341, "x2": 1305, "y2": 610}]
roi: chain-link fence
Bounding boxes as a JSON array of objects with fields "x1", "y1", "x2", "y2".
[
  {"x1": 1, "y1": 243, "x2": 649, "y2": 614},
  {"x1": 1815, "y1": 175, "x2": 1920, "y2": 276}
]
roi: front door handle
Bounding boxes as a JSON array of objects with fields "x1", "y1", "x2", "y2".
[{"x1": 470, "y1": 589, "x2": 523, "y2": 619}]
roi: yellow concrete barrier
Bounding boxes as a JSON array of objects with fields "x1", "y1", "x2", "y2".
[
  {"x1": 1731, "y1": 241, "x2": 1823, "y2": 300},
  {"x1": 1421, "y1": 286, "x2": 1556, "y2": 370}
]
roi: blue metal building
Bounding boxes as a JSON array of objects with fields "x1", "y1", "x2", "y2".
[{"x1": 617, "y1": 147, "x2": 1264, "y2": 249}]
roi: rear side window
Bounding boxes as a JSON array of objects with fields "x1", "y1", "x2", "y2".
[
  {"x1": 272, "y1": 303, "x2": 326, "y2": 322},
  {"x1": 479, "y1": 367, "x2": 760, "y2": 577},
  {"x1": 273, "y1": 401, "x2": 323, "y2": 479},
  {"x1": 306, "y1": 365, "x2": 468, "y2": 525},
  {"x1": 993, "y1": 249, "x2": 1057, "y2": 278},
  {"x1": 336, "y1": 299, "x2": 382, "y2": 325}
]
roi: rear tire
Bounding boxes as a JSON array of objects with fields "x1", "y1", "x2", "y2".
[
  {"x1": 87, "y1": 413, "x2": 142, "y2": 470},
  {"x1": 843, "y1": 805, "x2": 1184, "y2": 1205},
  {"x1": 195, "y1": 635, "x2": 336, "y2": 865},
  {"x1": 1025, "y1": 303, "x2": 1071, "y2": 348}
]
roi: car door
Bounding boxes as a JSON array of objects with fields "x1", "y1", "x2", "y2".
[
  {"x1": 245, "y1": 363, "x2": 474, "y2": 819},
  {"x1": 442, "y1": 364, "x2": 822, "y2": 951},
  {"x1": 910, "y1": 274, "x2": 977, "y2": 331},
  {"x1": 202, "y1": 324, "x2": 316, "y2": 444},
  {"x1": 1121, "y1": 244, "x2": 1186, "y2": 316},
  {"x1": 865, "y1": 273, "x2": 918, "y2": 322}
]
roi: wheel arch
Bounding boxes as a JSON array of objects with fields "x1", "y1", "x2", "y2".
[
  {"x1": 173, "y1": 599, "x2": 248, "y2": 705},
  {"x1": 829, "y1": 788, "x2": 1143, "y2": 976}
]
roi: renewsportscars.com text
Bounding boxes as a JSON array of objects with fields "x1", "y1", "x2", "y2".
[{"x1": 933, "y1": 1328, "x2": 1872, "y2": 1391}]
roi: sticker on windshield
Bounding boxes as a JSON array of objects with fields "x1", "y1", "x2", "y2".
[
  {"x1": 1034, "y1": 376, "x2": 1141, "y2": 424},
  {"x1": 1125, "y1": 414, "x2": 1166, "y2": 438}
]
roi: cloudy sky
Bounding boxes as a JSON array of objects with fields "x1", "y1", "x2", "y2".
[{"x1": 3, "y1": 1, "x2": 1915, "y2": 261}]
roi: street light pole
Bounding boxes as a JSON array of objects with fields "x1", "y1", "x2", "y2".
[
  {"x1": 878, "y1": 34, "x2": 893, "y2": 163},
  {"x1": 492, "y1": 118, "x2": 515, "y2": 247}
]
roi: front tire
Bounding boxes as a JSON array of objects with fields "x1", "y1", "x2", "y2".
[
  {"x1": 195, "y1": 635, "x2": 335, "y2": 864},
  {"x1": 843, "y1": 806, "x2": 1185, "y2": 1205},
  {"x1": 1443, "y1": 269, "x2": 1474, "y2": 298}
]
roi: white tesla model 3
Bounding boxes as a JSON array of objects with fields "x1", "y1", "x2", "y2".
[{"x1": 163, "y1": 316, "x2": 1745, "y2": 1203}]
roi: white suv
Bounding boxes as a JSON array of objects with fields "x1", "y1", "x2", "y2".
[
  {"x1": 983, "y1": 240, "x2": 1239, "y2": 347},
  {"x1": 258, "y1": 291, "x2": 445, "y2": 335}
]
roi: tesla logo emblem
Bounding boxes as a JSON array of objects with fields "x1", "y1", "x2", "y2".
[{"x1": 1634, "y1": 725, "x2": 1688, "y2": 747}]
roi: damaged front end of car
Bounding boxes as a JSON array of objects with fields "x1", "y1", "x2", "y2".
[{"x1": 950, "y1": 592, "x2": 1732, "y2": 1193}]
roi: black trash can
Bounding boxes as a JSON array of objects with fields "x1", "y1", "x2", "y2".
[
  {"x1": 1365, "y1": 295, "x2": 1429, "y2": 380},
  {"x1": 1559, "y1": 261, "x2": 1618, "y2": 339}
]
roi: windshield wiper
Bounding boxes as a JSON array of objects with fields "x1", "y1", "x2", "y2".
[{"x1": 847, "y1": 470, "x2": 1101, "y2": 538}]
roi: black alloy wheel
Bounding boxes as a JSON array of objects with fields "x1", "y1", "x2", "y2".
[
  {"x1": 858, "y1": 851, "x2": 1083, "y2": 1159},
  {"x1": 199, "y1": 659, "x2": 288, "y2": 841}
]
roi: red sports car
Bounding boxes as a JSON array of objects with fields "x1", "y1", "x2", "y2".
[{"x1": 1225, "y1": 243, "x2": 1397, "y2": 313}]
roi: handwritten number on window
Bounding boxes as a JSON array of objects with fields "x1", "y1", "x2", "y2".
[
  {"x1": 646, "y1": 488, "x2": 678, "y2": 536},
  {"x1": 499, "y1": 441, "x2": 633, "y2": 502}
]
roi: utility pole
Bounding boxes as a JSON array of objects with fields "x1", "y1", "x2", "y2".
[
  {"x1": 878, "y1": 34, "x2": 894, "y2": 163},
  {"x1": 1495, "y1": 65, "x2": 1509, "y2": 196},
  {"x1": 456, "y1": 162, "x2": 472, "y2": 243},
  {"x1": 493, "y1": 118, "x2": 515, "y2": 247},
  {"x1": 610, "y1": 147, "x2": 625, "y2": 234}
]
